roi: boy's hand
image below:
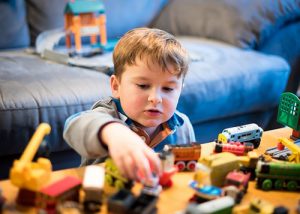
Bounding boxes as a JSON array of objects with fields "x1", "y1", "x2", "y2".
[{"x1": 100, "y1": 122, "x2": 162, "y2": 181}]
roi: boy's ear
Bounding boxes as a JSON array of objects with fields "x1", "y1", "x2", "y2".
[{"x1": 110, "y1": 75, "x2": 120, "y2": 98}]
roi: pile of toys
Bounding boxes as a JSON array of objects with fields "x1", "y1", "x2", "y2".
[{"x1": 1, "y1": 92, "x2": 300, "y2": 214}]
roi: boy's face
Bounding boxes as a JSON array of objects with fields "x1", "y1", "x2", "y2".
[{"x1": 111, "y1": 58, "x2": 183, "y2": 128}]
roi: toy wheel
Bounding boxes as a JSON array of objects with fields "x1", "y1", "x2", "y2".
[
  {"x1": 252, "y1": 139, "x2": 260, "y2": 148},
  {"x1": 114, "y1": 180, "x2": 125, "y2": 189},
  {"x1": 286, "y1": 181, "x2": 297, "y2": 191},
  {"x1": 105, "y1": 174, "x2": 113, "y2": 186},
  {"x1": 187, "y1": 161, "x2": 197, "y2": 171},
  {"x1": 262, "y1": 179, "x2": 272, "y2": 190},
  {"x1": 274, "y1": 179, "x2": 284, "y2": 190},
  {"x1": 175, "y1": 161, "x2": 186, "y2": 171}
]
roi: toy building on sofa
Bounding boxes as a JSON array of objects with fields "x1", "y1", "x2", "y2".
[{"x1": 64, "y1": 0, "x2": 107, "y2": 53}]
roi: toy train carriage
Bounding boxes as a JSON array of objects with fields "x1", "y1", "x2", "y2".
[
  {"x1": 256, "y1": 161, "x2": 300, "y2": 191},
  {"x1": 218, "y1": 123, "x2": 263, "y2": 148},
  {"x1": 214, "y1": 142, "x2": 254, "y2": 156},
  {"x1": 83, "y1": 165, "x2": 105, "y2": 212},
  {"x1": 37, "y1": 176, "x2": 82, "y2": 211},
  {"x1": 167, "y1": 143, "x2": 201, "y2": 171}
]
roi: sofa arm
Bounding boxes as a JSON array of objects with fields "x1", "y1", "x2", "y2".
[{"x1": 151, "y1": 0, "x2": 300, "y2": 49}]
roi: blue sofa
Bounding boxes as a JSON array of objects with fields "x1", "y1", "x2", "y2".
[{"x1": 0, "y1": 0, "x2": 298, "y2": 179}]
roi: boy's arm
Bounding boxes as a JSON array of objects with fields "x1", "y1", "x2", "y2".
[
  {"x1": 101, "y1": 122, "x2": 162, "y2": 181},
  {"x1": 63, "y1": 108, "x2": 123, "y2": 159}
]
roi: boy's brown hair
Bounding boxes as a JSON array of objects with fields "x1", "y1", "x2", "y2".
[{"x1": 113, "y1": 27, "x2": 189, "y2": 79}]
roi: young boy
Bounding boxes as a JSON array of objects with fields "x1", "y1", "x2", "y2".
[{"x1": 63, "y1": 28, "x2": 195, "y2": 181}]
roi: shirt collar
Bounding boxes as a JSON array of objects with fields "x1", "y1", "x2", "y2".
[{"x1": 112, "y1": 98, "x2": 184, "y2": 130}]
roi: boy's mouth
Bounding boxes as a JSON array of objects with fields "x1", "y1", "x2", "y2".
[{"x1": 145, "y1": 109, "x2": 162, "y2": 116}]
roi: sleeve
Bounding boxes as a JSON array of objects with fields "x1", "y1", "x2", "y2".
[{"x1": 63, "y1": 105, "x2": 124, "y2": 159}]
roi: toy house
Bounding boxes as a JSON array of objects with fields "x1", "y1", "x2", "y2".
[
  {"x1": 64, "y1": 0, "x2": 107, "y2": 53},
  {"x1": 277, "y1": 92, "x2": 300, "y2": 140},
  {"x1": 37, "y1": 176, "x2": 82, "y2": 210}
]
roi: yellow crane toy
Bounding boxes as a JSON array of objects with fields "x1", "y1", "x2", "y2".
[{"x1": 10, "y1": 123, "x2": 52, "y2": 192}]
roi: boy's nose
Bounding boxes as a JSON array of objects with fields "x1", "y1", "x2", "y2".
[{"x1": 148, "y1": 90, "x2": 162, "y2": 105}]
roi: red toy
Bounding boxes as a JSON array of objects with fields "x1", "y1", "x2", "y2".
[
  {"x1": 37, "y1": 176, "x2": 82, "y2": 212},
  {"x1": 214, "y1": 141, "x2": 254, "y2": 156},
  {"x1": 159, "y1": 146, "x2": 178, "y2": 187}
]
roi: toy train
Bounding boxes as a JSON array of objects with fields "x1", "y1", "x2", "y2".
[
  {"x1": 218, "y1": 123, "x2": 263, "y2": 148},
  {"x1": 214, "y1": 141, "x2": 254, "y2": 156},
  {"x1": 256, "y1": 160, "x2": 300, "y2": 191},
  {"x1": 165, "y1": 143, "x2": 201, "y2": 171}
]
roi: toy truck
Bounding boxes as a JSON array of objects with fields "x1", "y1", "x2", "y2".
[
  {"x1": 218, "y1": 123, "x2": 263, "y2": 148},
  {"x1": 9, "y1": 123, "x2": 52, "y2": 192},
  {"x1": 223, "y1": 170, "x2": 251, "y2": 203},
  {"x1": 166, "y1": 143, "x2": 201, "y2": 171}
]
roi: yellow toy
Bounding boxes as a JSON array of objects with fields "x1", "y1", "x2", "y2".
[
  {"x1": 10, "y1": 123, "x2": 52, "y2": 192},
  {"x1": 196, "y1": 151, "x2": 259, "y2": 187},
  {"x1": 278, "y1": 137, "x2": 300, "y2": 163}
]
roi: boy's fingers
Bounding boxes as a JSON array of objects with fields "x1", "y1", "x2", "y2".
[
  {"x1": 133, "y1": 152, "x2": 152, "y2": 181},
  {"x1": 144, "y1": 149, "x2": 162, "y2": 176}
]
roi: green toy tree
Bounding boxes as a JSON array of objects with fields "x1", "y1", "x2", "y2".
[{"x1": 277, "y1": 92, "x2": 300, "y2": 139}]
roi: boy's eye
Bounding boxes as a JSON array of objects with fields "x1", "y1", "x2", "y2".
[
  {"x1": 137, "y1": 84, "x2": 149, "y2": 89},
  {"x1": 163, "y1": 87, "x2": 174, "y2": 92}
]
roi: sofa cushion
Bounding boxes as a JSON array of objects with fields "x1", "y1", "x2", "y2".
[
  {"x1": 152, "y1": 0, "x2": 300, "y2": 49},
  {"x1": 177, "y1": 37, "x2": 290, "y2": 125},
  {"x1": 0, "y1": 51, "x2": 111, "y2": 156},
  {"x1": 0, "y1": 0, "x2": 30, "y2": 49}
]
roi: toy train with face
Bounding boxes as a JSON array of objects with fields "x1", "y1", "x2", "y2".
[
  {"x1": 218, "y1": 123, "x2": 263, "y2": 148},
  {"x1": 256, "y1": 160, "x2": 300, "y2": 191}
]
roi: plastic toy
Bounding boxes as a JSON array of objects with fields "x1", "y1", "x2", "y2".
[
  {"x1": 278, "y1": 138, "x2": 300, "y2": 163},
  {"x1": 223, "y1": 171, "x2": 250, "y2": 203},
  {"x1": 214, "y1": 141, "x2": 254, "y2": 156},
  {"x1": 277, "y1": 92, "x2": 300, "y2": 140},
  {"x1": 158, "y1": 145, "x2": 178, "y2": 187},
  {"x1": 224, "y1": 170, "x2": 250, "y2": 192},
  {"x1": 9, "y1": 123, "x2": 52, "y2": 192},
  {"x1": 82, "y1": 165, "x2": 105, "y2": 212},
  {"x1": 107, "y1": 188, "x2": 158, "y2": 214},
  {"x1": 189, "y1": 181, "x2": 223, "y2": 202},
  {"x1": 256, "y1": 160, "x2": 300, "y2": 191},
  {"x1": 197, "y1": 152, "x2": 241, "y2": 187},
  {"x1": 166, "y1": 143, "x2": 201, "y2": 171},
  {"x1": 107, "y1": 189, "x2": 136, "y2": 214},
  {"x1": 185, "y1": 196, "x2": 235, "y2": 214},
  {"x1": 223, "y1": 185, "x2": 244, "y2": 204},
  {"x1": 104, "y1": 158, "x2": 133, "y2": 190},
  {"x1": 64, "y1": 0, "x2": 107, "y2": 53},
  {"x1": 37, "y1": 176, "x2": 82, "y2": 212},
  {"x1": 218, "y1": 123, "x2": 263, "y2": 148},
  {"x1": 128, "y1": 192, "x2": 158, "y2": 214}
]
